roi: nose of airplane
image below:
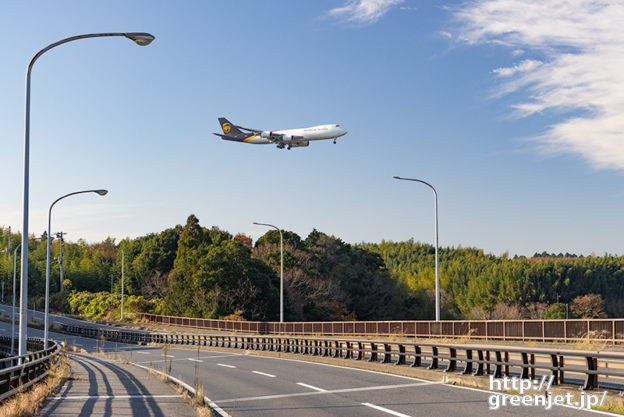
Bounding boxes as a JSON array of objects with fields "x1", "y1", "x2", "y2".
[{"x1": 340, "y1": 128, "x2": 348, "y2": 136}]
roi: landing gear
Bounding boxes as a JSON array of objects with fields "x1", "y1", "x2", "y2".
[
  {"x1": 276, "y1": 143, "x2": 285, "y2": 149},
  {"x1": 287, "y1": 144, "x2": 292, "y2": 150},
  {"x1": 333, "y1": 139, "x2": 337, "y2": 144}
]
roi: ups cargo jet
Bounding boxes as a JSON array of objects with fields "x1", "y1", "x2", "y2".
[{"x1": 214, "y1": 117, "x2": 348, "y2": 149}]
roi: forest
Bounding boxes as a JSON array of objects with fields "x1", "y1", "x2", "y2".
[{"x1": 1, "y1": 215, "x2": 622, "y2": 321}]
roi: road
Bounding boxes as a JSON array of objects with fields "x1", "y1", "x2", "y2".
[{"x1": 1, "y1": 319, "x2": 615, "y2": 417}]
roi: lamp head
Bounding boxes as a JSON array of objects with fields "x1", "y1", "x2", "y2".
[
  {"x1": 95, "y1": 189, "x2": 108, "y2": 196},
  {"x1": 124, "y1": 32, "x2": 155, "y2": 46}
]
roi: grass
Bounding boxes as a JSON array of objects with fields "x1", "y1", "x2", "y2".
[{"x1": 0, "y1": 353, "x2": 70, "y2": 417}]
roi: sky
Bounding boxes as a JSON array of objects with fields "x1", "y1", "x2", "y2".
[{"x1": 1, "y1": 0, "x2": 624, "y2": 257}]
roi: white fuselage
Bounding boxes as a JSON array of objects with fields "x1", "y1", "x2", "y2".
[{"x1": 245, "y1": 124, "x2": 348, "y2": 144}]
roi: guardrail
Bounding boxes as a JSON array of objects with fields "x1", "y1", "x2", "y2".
[
  {"x1": 0, "y1": 337, "x2": 62, "y2": 402},
  {"x1": 137, "y1": 313, "x2": 624, "y2": 343},
  {"x1": 62, "y1": 324, "x2": 624, "y2": 390}
]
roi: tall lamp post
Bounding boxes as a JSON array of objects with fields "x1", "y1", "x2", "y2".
[
  {"x1": 19, "y1": 32, "x2": 154, "y2": 358},
  {"x1": 253, "y1": 222, "x2": 284, "y2": 322},
  {"x1": 393, "y1": 176, "x2": 440, "y2": 321},
  {"x1": 44, "y1": 189, "x2": 108, "y2": 348}
]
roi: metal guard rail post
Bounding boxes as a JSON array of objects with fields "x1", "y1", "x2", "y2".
[{"x1": 59, "y1": 324, "x2": 624, "y2": 391}]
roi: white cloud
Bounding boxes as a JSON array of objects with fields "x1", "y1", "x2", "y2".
[
  {"x1": 328, "y1": 0, "x2": 404, "y2": 24},
  {"x1": 453, "y1": 0, "x2": 624, "y2": 170},
  {"x1": 493, "y1": 59, "x2": 542, "y2": 77}
]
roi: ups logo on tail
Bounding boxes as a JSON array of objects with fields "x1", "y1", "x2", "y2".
[{"x1": 222, "y1": 122, "x2": 231, "y2": 134}]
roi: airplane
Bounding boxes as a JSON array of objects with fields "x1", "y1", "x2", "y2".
[{"x1": 214, "y1": 117, "x2": 348, "y2": 150}]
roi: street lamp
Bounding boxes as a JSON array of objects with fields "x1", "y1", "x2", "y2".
[
  {"x1": 393, "y1": 176, "x2": 441, "y2": 321},
  {"x1": 19, "y1": 31, "x2": 154, "y2": 357},
  {"x1": 44, "y1": 189, "x2": 108, "y2": 348},
  {"x1": 253, "y1": 222, "x2": 284, "y2": 322}
]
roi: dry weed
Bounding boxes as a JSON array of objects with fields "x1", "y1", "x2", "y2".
[{"x1": 0, "y1": 353, "x2": 70, "y2": 417}]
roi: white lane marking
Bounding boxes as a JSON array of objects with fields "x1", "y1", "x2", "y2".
[
  {"x1": 215, "y1": 381, "x2": 436, "y2": 404},
  {"x1": 188, "y1": 358, "x2": 203, "y2": 362},
  {"x1": 162, "y1": 355, "x2": 175, "y2": 358},
  {"x1": 296, "y1": 382, "x2": 326, "y2": 392},
  {"x1": 362, "y1": 403, "x2": 411, "y2": 417},
  {"x1": 252, "y1": 371, "x2": 276, "y2": 378},
  {"x1": 135, "y1": 351, "x2": 150, "y2": 354},
  {"x1": 50, "y1": 394, "x2": 182, "y2": 401},
  {"x1": 217, "y1": 363, "x2": 236, "y2": 368}
]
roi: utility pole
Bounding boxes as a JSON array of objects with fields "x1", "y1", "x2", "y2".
[
  {"x1": 120, "y1": 249, "x2": 125, "y2": 321},
  {"x1": 110, "y1": 274, "x2": 114, "y2": 306}
]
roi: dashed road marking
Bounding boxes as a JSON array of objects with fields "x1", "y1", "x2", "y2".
[
  {"x1": 188, "y1": 358, "x2": 203, "y2": 362},
  {"x1": 297, "y1": 382, "x2": 326, "y2": 392},
  {"x1": 252, "y1": 371, "x2": 276, "y2": 378},
  {"x1": 362, "y1": 403, "x2": 412, "y2": 417},
  {"x1": 218, "y1": 363, "x2": 236, "y2": 368}
]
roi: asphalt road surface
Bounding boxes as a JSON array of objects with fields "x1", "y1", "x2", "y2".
[{"x1": 1, "y1": 319, "x2": 617, "y2": 417}]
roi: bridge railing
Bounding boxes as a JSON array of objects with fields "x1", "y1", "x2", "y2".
[
  {"x1": 62, "y1": 324, "x2": 624, "y2": 391},
  {"x1": 136, "y1": 313, "x2": 624, "y2": 343},
  {"x1": 0, "y1": 337, "x2": 62, "y2": 402}
]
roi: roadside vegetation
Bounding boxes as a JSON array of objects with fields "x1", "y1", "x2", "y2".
[
  {"x1": 1, "y1": 216, "x2": 622, "y2": 321},
  {"x1": 0, "y1": 353, "x2": 70, "y2": 417}
]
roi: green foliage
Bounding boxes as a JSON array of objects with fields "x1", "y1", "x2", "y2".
[
  {"x1": 67, "y1": 291, "x2": 163, "y2": 319},
  {"x1": 361, "y1": 240, "x2": 624, "y2": 318},
  {"x1": 5, "y1": 221, "x2": 624, "y2": 322},
  {"x1": 544, "y1": 303, "x2": 567, "y2": 319},
  {"x1": 164, "y1": 215, "x2": 279, "y2": 320}
]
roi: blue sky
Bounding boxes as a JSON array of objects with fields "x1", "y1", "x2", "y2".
[{"x1": 1, "y1": 0, "x2": 623, "y2": 257}]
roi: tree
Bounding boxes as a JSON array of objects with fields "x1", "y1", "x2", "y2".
[
  {"x1": 164, "y1": 215, "x2": 279, "y2": 320},
  {"x1": 544, "y1": 303, "x2": 567, "y2": 319},
  {"x1": 570, "y1": 294, "x2": 606, "y2": 318},
  {"x1": 234, "y1": 233, "x2": 252, "y2": 248}
]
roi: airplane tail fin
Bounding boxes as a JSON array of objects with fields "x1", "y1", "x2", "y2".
[{"x1": 218, "y1": 118, "x2": 242, "y2": 136}]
